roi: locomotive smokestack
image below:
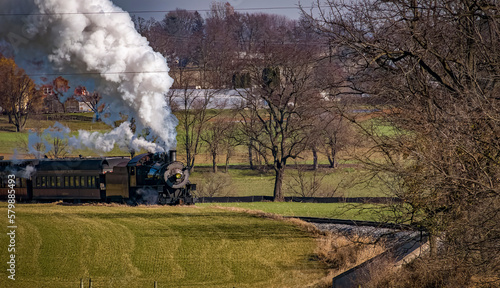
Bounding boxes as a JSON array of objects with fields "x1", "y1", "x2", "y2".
[{"x1": 169, "y1": 150, "x2": 177, "y2": 162}]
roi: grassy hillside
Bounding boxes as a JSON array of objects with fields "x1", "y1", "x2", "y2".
[
  {"x1": 198, "y1": 202, "x2": 383, "y2": 220},
  {"x1": 0, "y1": 203, "x2": 326, "y2": 288}
]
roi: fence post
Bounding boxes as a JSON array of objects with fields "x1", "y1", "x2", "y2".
[
  {"x1": 154, "y1": 280, "x2": 158, "y2": 288},
  {"x1": 89, "y1": 278, "x2": 92, "y2": 288},
  {"x1": 80, "y1": 278, "x2": 83, "y2": 288}
]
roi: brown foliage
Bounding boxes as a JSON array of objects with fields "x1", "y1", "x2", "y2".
[
  {"x1": 195, "y1": 172, "x2": 234, "y2": 197},
  {"x1": 305, "y1": 0, "x2": 500, "y2": 285},
  {"x1": 0, "y1": 56, "x2": 40, "y2": 131}
]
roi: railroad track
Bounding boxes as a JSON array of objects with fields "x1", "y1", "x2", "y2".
[
  {"x1": 197, "y1": 196, "x2": 401, "y2": 204},
  {"x1": 289, "y1": 216, "x2": 428, "y2": 288},
  {"x1": 290, "y1": 216, "x2": 419, "y2": 231}
]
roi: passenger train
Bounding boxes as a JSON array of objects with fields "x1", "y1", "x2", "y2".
[{"x1": 0, "y1": 151, "x2": 195, "y2": 205}]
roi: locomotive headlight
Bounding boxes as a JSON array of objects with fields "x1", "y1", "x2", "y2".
[{"x1": 175, "y1": 172, "x2": 182, "y2": 179}]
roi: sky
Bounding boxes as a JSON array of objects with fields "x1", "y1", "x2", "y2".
[{"x1": 112, "y1": 0, "x2": 312, "y2": 21}]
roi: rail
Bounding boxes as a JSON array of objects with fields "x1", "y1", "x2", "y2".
[
  {"x1": 290, "y1": 216, "x2": 418, "y2": 231},
  {"x1": 289, "y1": 216, "x2": 428, "y2": 288},
  {"x1": 196, "y1": 196, "x2": 401, "y2": 204}
]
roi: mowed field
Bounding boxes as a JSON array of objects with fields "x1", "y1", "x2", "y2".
[
  {"x1": 198, "y1": 202, "x2": 382, "y2": 221},
  {"x1": 0, "y1": 203, "x2": 327, "y2": 288}
]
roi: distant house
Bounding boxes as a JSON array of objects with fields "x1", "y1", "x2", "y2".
[
  {"x1": 40, "y1": 84, "x2": 64, "y2": 113},
  {"x1": 40, "y1": 82, "x2": 95, "y2": 113},
  {"x1": 71, "y1": 86, "x2": 92, "y2": 113}
]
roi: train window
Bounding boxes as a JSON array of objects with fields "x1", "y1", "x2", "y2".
[
  {"x1": 41, "y1": 176, "x2": 46, "y2": 187},
  {"x1": 69, "y1": 176, "x2": 75, "y2": 187},
  {"x1": 92, "y1": 176, "x2": 97, "y2": 188},
  {"x1": 81, "y1": 176, "x2": 85, "y2": 187},
  {"x1": 64, "y1": 176, "x2": 69, "y2": 187},
  {"x1": 35, "y1": 177, "x2": 40, "y2": 187},
  {"x1": 50, "y1": 176, "x2": 55, "y2": 187},
  {"x1": 87, "y1": 176, "x2": 92, "y2": 187},
  {"x1": 75, "y1": 176, "x2": 80, "y2": 188},
  {"x1": 56, "y1": 177, "x2": 62, "y2": 187}
]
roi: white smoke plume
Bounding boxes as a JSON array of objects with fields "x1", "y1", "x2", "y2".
[
  {"x1": 27, "y1": 122, "x2": 163, "y2": 157},
  {"x1": 5, "y1": 165, "x2": 37, "y2": 180},
  {"x1": 0, "y1": 0, "x2": 177, "y2": 150},
  {"x1": 69, "y1": 122, "x2": 164, "y2": 153}
]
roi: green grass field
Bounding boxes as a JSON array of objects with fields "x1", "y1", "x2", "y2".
[
  {"x1": 189, "y1": 167, "x2": 386, "y2": 198},
  {"x1": 197, "y1": 202, "x2": 384, "y2": 221},
  {"x1": 0, "y1": 203, "x2": 327, "y2": 288}
]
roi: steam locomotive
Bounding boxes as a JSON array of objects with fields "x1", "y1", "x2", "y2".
[{"x1": 0, "y1": 150, "x2": 195, "y2": 205}]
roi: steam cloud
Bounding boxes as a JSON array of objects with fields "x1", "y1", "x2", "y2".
[
  {"x1": 4, "y1": 165, "x2": 36, "y2": 180},
  {"x1": 0, "y1": 0, "x2": 177, "y2": 151},
  {"x1": 69, "y1": 122, "x2": 164, "y2": 153},
  {"x1": 27, "y1": 122, "x2": 163, "y2": 157},
  {"x1": 133, "y1": 188, "x2": 159, "y2": 205}
]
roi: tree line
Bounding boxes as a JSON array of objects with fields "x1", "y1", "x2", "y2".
[
  {"x1": 137, "y1": 1, "x2": 499, "y2": 285},
  {"x1": 133, "y1": 2, "x2": 357, "y2": 202},
  {"x1": 300, "y1": 0, "x2": 499, "y2": 286}
]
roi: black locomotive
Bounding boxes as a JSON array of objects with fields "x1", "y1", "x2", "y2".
[{"x1": 0, "y1": 150, "x2": 195, "y2": 205}]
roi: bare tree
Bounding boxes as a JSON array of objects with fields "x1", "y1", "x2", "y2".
[
  {"x1": 305, "y1": 0, "x2": 500, "y2": 285},
  {"x1": 238, "y1": 20, "x2": 323, "y2": 201},
  {"x1": 286, "y1": 163, "x2": 340, "y2": 197},
  {"x1": 46, "y1": 136, "x2": 69, "y2": 159},
  {"x1": 201, "y1": 3, "x2": 240, "y2": 88},
  {"x1": 163, "y1": 4, "x2": 242, "y2": 169},
  {"x1": 201, "y1": 112, "x2": 238, "y2": 173},
  {"x1": 221, "y1": 119, "x2": 242, "y2": 173},
  {"x1": 196, "y1": 172, "x2": 233, "y2": 197},
  {"x1": 167, "y1": 87, "x2": 218, "y2": 169},
  {"x1": 317, "y1": 112, "x2": 354, "y2": 169},
  {"x1": 162, "y1": 9, "x2": 204, "y2": 63}
]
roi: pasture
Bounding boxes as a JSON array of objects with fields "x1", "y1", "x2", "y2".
[
  {"x1": 197, "y1": 202, "x2": 383, "y2": 221},
  {"x1": 189, "y1": 166, "x2": 386, "y2": 198},
  {"x1": 0, "y1": 203, "x2": 327, "y2": 288}
]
